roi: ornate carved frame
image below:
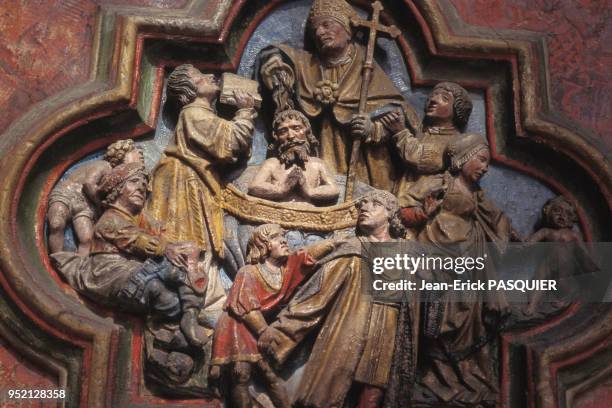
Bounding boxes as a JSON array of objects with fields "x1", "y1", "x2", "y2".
[{"x1": 0, "y1": 1, "x2": 610, "y2": 407}]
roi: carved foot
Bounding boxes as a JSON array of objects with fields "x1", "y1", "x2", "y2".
[
  {"x1": 149, "y1": 349, "x2": 194, "y2": 383},
  {"x1": 180, "y1": 308, "x2": 211, "y2": 348}
]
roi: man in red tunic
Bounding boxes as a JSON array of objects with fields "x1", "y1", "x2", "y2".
[{"x1": 211, "y1": 224, "x2": 334, "y2": 408}]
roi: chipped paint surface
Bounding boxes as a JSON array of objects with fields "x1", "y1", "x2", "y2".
[
  {"x1": 99, "y1": 0, "x2": 186, "y2": 8},
  {"x1": 450, "y1": 0, "x2": 612, "y2": 144},
  {"x1": 0, "y1": 0, "x2": 186, "y2": 133},
  {"x1": 0, "y1": 337, "x2": 58, "y2": 408},
  {"x1": 0, "y1": 2, "x2": 608, "y2": 407},
  {"x1": 0, "y1": 0, "x2": 97, "y2": 132},
  {"x1": 0, "y1": 0, "x2": 609, "y2": 146}
]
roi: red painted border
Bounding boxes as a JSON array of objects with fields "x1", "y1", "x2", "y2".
[
  {"x1": 5, "y1": 108, "x2": 130, "y2": 406},
  {"x1": 393, "y1": 3, "x2": 600, "y2": 404},
  {"x1": 26, "y1": 114, "x2": 152, "y2": 405},
  {"x1": 5, "y1": 0, "x2": 605, "y2": 406},
  {"x1": 549, "y1": 334, "x2": 612, "y2": 406},
  {"x1": 500, "y1": 303, "x2": 581, "y2": 407},
  {"x1": 395, "y1": 3, "x2": 592, "y2": 241},
  {"x1": 32, "y1": 123, "x2": 158, "y2": 405}
]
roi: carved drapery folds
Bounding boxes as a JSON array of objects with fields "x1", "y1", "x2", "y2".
[{"x1": 0, "y1": 1, "x2": 609, "y2": 407}]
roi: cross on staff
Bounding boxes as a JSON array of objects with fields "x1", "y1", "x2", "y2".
[{"x1": 344, "y1": 1, "x2": 400, "y2": 201}]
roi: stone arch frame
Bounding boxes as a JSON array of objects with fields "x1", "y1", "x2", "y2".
[{"x1": 0, "y1": 0, "x2": 609, "y2": 407}]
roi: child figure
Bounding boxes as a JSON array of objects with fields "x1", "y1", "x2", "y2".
[
  {"x1": 528, "y1": 196, "x2": 580, "y2": 243},
  {"x1": 47, "y1": 139, "x2": 144, "y2": 255},
  {"x1": 526, "y1": 196, "x2": 593, "y2": 315},
  {"x1": 52, "y1": 162, "x2": 208, "y2": 347},
  {"x1": 210, "y1": 224, "x2": 334, "y2": 408}
]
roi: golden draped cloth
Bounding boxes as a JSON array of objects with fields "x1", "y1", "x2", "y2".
[
  {"x1": 268, "y1": 44, "x2": 420, "y2": 192},
  {"x1": 267, "y1": 239, "x2": 416, "y2": 407},
  {"x1": 146, "y1": 101, "x2": 256, "y2": 259},
  {"x1": 404, "y1": 173, "x2": 512, "y2": 406}
]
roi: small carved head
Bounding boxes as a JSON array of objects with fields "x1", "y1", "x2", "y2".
[
  {"x1": 167, "y1": 64, "x2": 219, "y2": 105},
  {"x1": 105, "y1": 139, "x2": 143, "y2": 168},
  {"x1": 356, "y1": 190, "x2": 405, "y2": 238},
  {"x1": 543, "y1": 196, "x2": 577, "y2": 229},
  {"x1": 448, "y1": 133, "x2": 489, "y2": 183},
  {"x1": 270, "y1": 109, "x2": 319, "y2": 164},
  {"x1": 314, "y1": 80, "x2": 340, "y2": 106},
  {"x1": 98, "y1": 162, "x2": 148, "y2": 212},
  {"x1": 310, "y1": 17, "x2": 352, "y2": 56},
  {"x1": 425, "y1": 82, "x2": 473, "y2": 131},
  {"x1": 246, "y1": 224, "x2": 289, "y2": 264},
  {"x1": 307, "y1": 0, "x2": 355, "y2": 55}
]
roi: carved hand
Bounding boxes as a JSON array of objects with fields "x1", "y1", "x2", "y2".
[
  {"x1": 350, "y1": 114, "x2": 374, "y2": 140},
  {"x1": 209, "y1": 365, "x2": 221, "y2": 381},
  {"x1": 510, "y1": 228, "x2": 523, "y2": 242},
  {"x1": 139, "y1": 235, "x2": 162, "y2": 255},
  {"x1": 164, "y1": 242, "x2": 195, "y2": 270},
  {"x1": 285, "y1": 166, "x2": 303, "y2": 191},
  {"x1": 233, "y1": 89, "x2": 255, "y2": 109},
  {"x1": 261, "y1": 54, "x2": 295, "y2": 90},
  {"x1": 423, "y1": 188, "x2": 444, "y2": 216},
  {"x1": 380, "y1": 109, "x2": 406, "y2": 135},
  {"x1": 257, "y1": 326, "x2": 285, "y2": 359}
]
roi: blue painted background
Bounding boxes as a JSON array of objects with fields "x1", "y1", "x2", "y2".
[{"x1": 59, "y1": 0, "x2": 559, "y2": 243}]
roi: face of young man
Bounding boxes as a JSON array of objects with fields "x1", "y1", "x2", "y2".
[
  {"x1": 191, "y1": 69, "x2": 220, "y2": 99},
  {"x1": 425, "y1": 88, "x2": 455, "y2": 125},
  {"x1": 267, "y1": 227, "x2": 290, "y2": 261},
  {"x1": 357, "y1": 196, "x2": 390, "y2": 232}
]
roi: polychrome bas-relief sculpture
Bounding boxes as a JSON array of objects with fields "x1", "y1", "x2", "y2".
[
  {"x1": 257, "y1": 190, "x2": 409, "y2": 407},
  {"x1": 211, "y1": 224, "x2": 335, "y2": 408},
  {"x1": 522, "y1": 196, "x2": 600, "y2": 322},
  {"x1": 399, "y1": 133, "x2": 513, "y2": 406},
  {"x1": 51, "y1": 163, "x2": 215, "y2": 394},
  {"x1": 0, "y1": 0, "x2": 605, "y2": 407},
  {"x1": 258, "y1": 0, "x2": 421, "y2": 196}
]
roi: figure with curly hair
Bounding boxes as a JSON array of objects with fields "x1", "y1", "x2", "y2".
[
  {"x1": 103, "y1": 139, "x2": 143, "y2": 167},
  {"x1": 51, "y1": 163, "x2": 210, "y2": 348},
  {"x1": 257, "y1": 190, "x2": 412, "y2": 408},
  {"x1": 248, "y1": 109, "x2": 340, "y2": 205},
  {"x1": 46, "y1": 139, "x2": 143, "y2": 255},
  {"x1": 379, "y1": 82, "x2": 474, "y2": 222},
  {"x1": 210, "y1": 224, "x2": 335, "y2": 408}
]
